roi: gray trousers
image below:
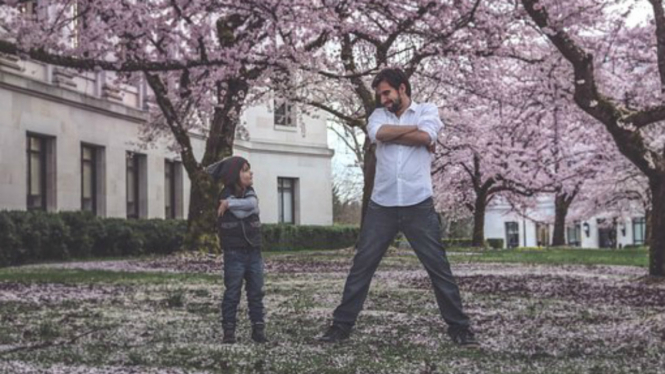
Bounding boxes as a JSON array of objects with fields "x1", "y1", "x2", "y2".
[{"x1": 332, "y1": 197, "x2": 470, "y2": 328}]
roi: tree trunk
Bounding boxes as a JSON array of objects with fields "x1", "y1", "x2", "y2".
[
  {"x1": 551, "y1": 192, "x2": 571, "y2": 246},
  {"x1": 645, "y1": 208, "x2": 652, "y2": 247},
  {"x1": 184, "y1": 170, "x2": 219, "y2": 252},
  {"x1": 182, "y1": 101, "x2": 240, "y2": 253},
  {"x1": 471, "y1": 191, "x2": 487, "y2": 247},
  {"x1": 648, "y1": 177, "x2": 665, "y2": 276},
  {"x1": 359, "y1": 140, "x2": 376, "y2": 228}
]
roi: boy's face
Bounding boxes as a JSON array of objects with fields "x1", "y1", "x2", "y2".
[{"x1": 238, "y1": 163, "x2": 253, "y2": 188}]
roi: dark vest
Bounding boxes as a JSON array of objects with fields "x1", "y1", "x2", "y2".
[{"x1": 217, "y1": 186, "x2": 262, "y2": 249}]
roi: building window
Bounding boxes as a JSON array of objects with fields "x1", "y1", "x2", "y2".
[
  {"x1": 633, "y1": 217, "x2": 646, "y2": 246},
  {"x1": 27, "y1": 135, "x2": 47, "y2": 210},
  {"x1": 278, "y1": 177, "x2": 297, "y2": 224},
  {"x1": 165, "y1": 160, "x2": 175, "y2": 219},
  {"x1": 566, "y1": 221, "x2": 581, "y2": 247},
  {"x1": 505, "y1": 222, "x2": 519, "y2": 249},
  {"x1": 81, "y1": 145, "x2": 97, "y2": 213},
  {"x1": 274, "y1": 98, "x2": 296, "y2": 127},
  {"x1": 126, "y1": 152, "x2": 146, "y2": 219},
  {"x1": 126, "y1": 152, "x2": 139, "y2": 218},
  {"x1": 126, "y1": 152, "x2": 147, "y2": 218},
  {"x1": 164, "y1": 160, "x2": 183, "y2": 219},
  {"x1": 18, "y1": 0, "x2": 38, "y2": 17}
]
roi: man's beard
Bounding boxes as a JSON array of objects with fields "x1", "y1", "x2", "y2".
[{"x1": 386, "y1": 96, "x2": 402, "y2": 113}]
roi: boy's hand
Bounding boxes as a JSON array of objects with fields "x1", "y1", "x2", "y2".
[{"x1": 217, "y1": 200, "x2": 229, "y2": 217}]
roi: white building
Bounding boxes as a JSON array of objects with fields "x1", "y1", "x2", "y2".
[
  {"x1": 484, "y1": 196, "x2": 647, "y2": 249},
  {"x1": 0, "y1": 54, "x2": 334, "y2": 224},
  {"x1": 233, "y1": 103, "x2": 334, "y2": 225}
]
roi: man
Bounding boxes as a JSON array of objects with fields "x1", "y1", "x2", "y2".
[{"x1": 319, "y1": 68, "x2": 478, "y2": 347}]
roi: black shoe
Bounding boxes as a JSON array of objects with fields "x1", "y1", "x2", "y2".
[
  {"x1": 223, "y1": 328, "x2": 236, "y2": 344},
  {"x1": 318, "y1": 324, "x2": 351, "y2": 343},
  {"x1": 448, "y1": 326, "x2": 480, "y2": 348},
  {"x1": 252, "y1": 323, "x2": 268, "y2": 343}
]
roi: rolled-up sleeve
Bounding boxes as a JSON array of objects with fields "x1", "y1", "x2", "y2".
[
  {"x1": 367, "y1": 109, "x2": 385, "y2": 144},
  {"x1": 227, "y1": 196, "x2": 258, "y2": 211},
  {"x1": 226, "y1": 196, "x2": 259, "y2": 219},
  {"x1": 417, "y1": 104, "x2": 443, "y2": 144}
]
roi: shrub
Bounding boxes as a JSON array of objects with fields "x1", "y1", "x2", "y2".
[
  {"x1": 1, "y1": 211, "x2": 70, "y2": 264},
  {"x1": 99, "y1": 218, "x2": 144, "y2": 257},
  {"x1": 60, "y1": 211, "x2": 105, "y2": 258},
  {"x1": 486, "y1": 238, "x2": 505, "y2": 249},
  {"x1": 0, "y1": 211, "x2": 361, "y2": 267},
  {"x1": 0, "y1": 211, "x2": 183, "y2": 266},
  {"x1": 127, "y1": 219, "x2": 186, "y2": 255},
  {"x1": 0, "y1": 212, "x2": 20, "y2": 267},
  {"x1": 442, "y1": 238, "x2": 475, "y2": 248},
  {"x1": 261, "y1": 224, "x2": 359, "y2": 251}
]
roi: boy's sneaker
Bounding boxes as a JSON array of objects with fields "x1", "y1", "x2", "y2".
[
  {"x1": 448, "y1": 326, "x2": 480, "y2": 348},
  {"x1": 222, "y1": 328, "x2": 236, "y2": 344},
  {"x1": 251, "y1": 323, "x2": 268, "y2": 343},
  {"x1": 318, "y1": 324, "x2": 351, "y2": 343}
]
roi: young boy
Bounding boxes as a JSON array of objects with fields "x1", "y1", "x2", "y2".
[{"x1": 207, "y1": 156, "x2": 266, "y2": 344}]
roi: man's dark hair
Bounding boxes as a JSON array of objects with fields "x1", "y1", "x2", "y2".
[{"x1": 371, "y1": 68, "x2": 411, "y2": 97}]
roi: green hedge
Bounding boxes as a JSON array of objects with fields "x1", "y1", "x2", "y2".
[
  {"x1": 0, "y1": 211, "x2": 360, "y2": 267},
  {"x1": 486, "y1": 238, "x2": 505, "y2": 249},
  {"x1": 394, "y1": 236, "x2": 503, "y2": 249},
  {"x1": 442, "y1": 238, "x2": 474, "y2": 248},
  {"x1": 442, "y1": 238, "x2": 504, "y2": 249},
  {"x1": 0, "y1": 210, "x2": 72, "y2": 266},
  {"x1": 262, "y1": 224, "x2": 359, "y2": 251},
  {"x1": 0, "y1": 211, "x2": 187, "y2": 267}
]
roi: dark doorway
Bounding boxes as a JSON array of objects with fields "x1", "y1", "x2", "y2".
[
  {"x1": 536, "y1": 223, "x2": 550, "y2": 247},
  {"x1": 505, "y1": 222, "x2": 519, "y2": 248},
  {"x1": 597, "y1": 219, "x2": 617, "y2": 249}
]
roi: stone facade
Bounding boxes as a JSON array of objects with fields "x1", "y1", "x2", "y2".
[{"x1": 0, "y1": 56, "x2": 333, "y2": 225}]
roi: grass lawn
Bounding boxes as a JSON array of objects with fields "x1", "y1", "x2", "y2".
[
  {"x1": 449, "y1": 247, "x2": 649, "y2": 267},
  {"x1": 0, "y1": 248, "x2": 663, "y2": 374}
]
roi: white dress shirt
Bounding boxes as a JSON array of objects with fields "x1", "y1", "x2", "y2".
[{"x1": 367, "y1": 101, "x2": 443, "y2": 207}]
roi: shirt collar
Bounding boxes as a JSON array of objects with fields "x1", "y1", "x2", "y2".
[
  {"x1": 405, "y1": 100, "x2": 418, "y2": 113},
  {"x1": 384, "y1": 100, "x2": 418, "y2": 116}
]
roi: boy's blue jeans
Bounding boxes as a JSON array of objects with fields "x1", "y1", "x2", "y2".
[{"x1": 221, "y1": 247, "x2": 265, "y2": 328}]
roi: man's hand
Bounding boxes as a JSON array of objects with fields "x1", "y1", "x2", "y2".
[
  {"x1": 428, "y1": 143, "x2": 436, "y2": 153},
  {"x1": 217, "y1": 200, "x2": 229, "y2": 217}
]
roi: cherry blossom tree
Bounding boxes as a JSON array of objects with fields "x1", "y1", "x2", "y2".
[
  {"x1": 287, "y1": 0, "x2": 492, "y2": 224},
  {"x1": 428, "y1": 37, "x2": 571, "y2": 247},
  {"x1": 0, "y1": 0, "x2": 324, "y2": 250},
  {"x1": 431, "y1": 91, "x2": 555, "y2": 247},
  {"x1": 571, "y1": 150, "x2": 652, "y2": 245},
  {"x1": 518, "y1": 0, "x2": 665, "y2": 276},
  {"x1": 526, "y1": 66, "x2": 611, "y2": 247}
]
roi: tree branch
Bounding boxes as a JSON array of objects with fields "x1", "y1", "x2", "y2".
[
  {"x1": 521, "y1": 0, "x2": 664, "y2": 176},
  {"x1": 306, "y1": 100, "x2": 364, "y2": 128},
  {"x1": 0, "y1": 40, "x2": 237, "y2": 72},
  {"x1": 648, "y1": 0, "x2": 665, "y2": 93}
]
